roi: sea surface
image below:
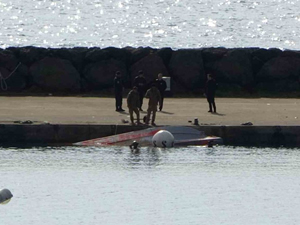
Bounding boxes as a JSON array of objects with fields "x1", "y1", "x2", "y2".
[
  {"x1": 0, "y1": 0, "x2": 300, "y2": 50},
  {"x1": 1, "y1": 145, "x2": 300, "y2": 225}
]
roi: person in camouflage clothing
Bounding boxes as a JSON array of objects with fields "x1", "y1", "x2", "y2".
[
  {"x1": 144, "y1": 83, "x2": 161, "y2": 126},
  {"x1": 127, "y1": 86, "x2": 141, "y2": 125}
]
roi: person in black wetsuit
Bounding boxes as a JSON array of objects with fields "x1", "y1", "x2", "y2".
[
  {"x1": 114, "y1": 71, "x2": 125, "y2": 112},
  {"x1": 154, "y1": 73, "x2": 167, "y2": 111},
  {"x1": 129, "y1": 140, "x2": 140, "y2": 153},
  {"x1": 205, "y1": 73, "x2": 217, "y2": 113},
  {"x1": 133, "y1": 70, "x2": 147, "y2": 111}
]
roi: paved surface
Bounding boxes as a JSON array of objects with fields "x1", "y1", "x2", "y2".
[{"x1": 0, "y1": 96, "x2": 299, "y2": 126}]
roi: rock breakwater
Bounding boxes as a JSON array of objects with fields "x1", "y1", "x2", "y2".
[{"x1": 0, "y1": 46, "x2": 299, "y2": 96}]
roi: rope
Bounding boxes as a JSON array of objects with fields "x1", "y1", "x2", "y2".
[
  {"x1": 114, "y1": 124, "x2": 118, "y2": 135},
  {"x1": 0, "y1": 62, "x2": 22, "y2": 91}
]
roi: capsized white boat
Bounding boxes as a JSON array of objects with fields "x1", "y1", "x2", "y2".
[{"x1": 74, "y1": 126, "x2": 223, "y2": 147}]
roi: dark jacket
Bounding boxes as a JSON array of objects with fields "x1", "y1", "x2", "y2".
[
  {"x1": 114, "y1": 76, "x2": 123, "y2": 93},
  {"x1": 155, "y1": 78, "x2": 167, "y2": 94},
  {"x1": 205, "y1": 79, "x2": 217, "y2": 96},
  {"x1": 127, "y1": 89, "x2": 140, "y2": 109},
  {"x1": 133, "y1": 76, "x2": 147, "y2": 92}
]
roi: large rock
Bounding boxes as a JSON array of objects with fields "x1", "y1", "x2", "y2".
[
  {"x1": 47, "y1": 47, "x2": 88, "y2": 73},
  {"x1": 168, "y1": 49, "x2": 205, "y2": 90},
  {"x1": 256, "y1": 56, "x2": 300, "y2": 82},
  {"x1": 0, "y1": 66, "x2": 27, "y2": 92},
  {"x1": 102, "y1": 47, "x2": 132, "y2": 65},
  {"x1": 202, "y1": 47, "x2": 228, "y2": 63},
  {"x1": 128, "y1": 47, "x2": 155, "y2": 65},
  {"x1": 83, "y1": 59, "x2": 128, "y2": 90},
  {"x1": 255, "y1": 79, "x2": 300, "y2": 94},
  {"x1": 29, "y1": 57, "x2": 81, "y2": 92},
  {"x1": 202, "y1": 47, "x2": 228, "y2": 74},
  {"x1": 0, "y1": 49, "x2": 28, "y2": 92},
  {"x1": 0, "y1": 49, "x2": 20, "y2": 70},
  {"x1": 156, "y1": 47, "x2": 173, "y2": 66},
  {"x1": 85, "y1": 47, "x2": 131, "y2": 67},
  {"x1": 250, "y1": 48, "x2": 282, "y2": 75},
  {"x1": 251, "y1": 48, "x2": 282, "y2": 62},
  {"x1": 213, "y1": 49, "x2": 254, "y2": 86},
  {"x1": 18, "y1": 47, "x2": 48, "y2": 66},
  {"x1": 85, "y1": 48, "x2": 110, "y2": 62},
  {"x1": 84, "y1": 47, "x2": 131, "y2": 70},
  {"x1": 130, "y1": 54, "x2": 169, "y2": 85}
]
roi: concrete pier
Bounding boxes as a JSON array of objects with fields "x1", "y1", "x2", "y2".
[{"x1": 0, "y1": 97, "x2": 299, "y2": 147}]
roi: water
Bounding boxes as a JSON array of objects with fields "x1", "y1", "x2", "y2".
[
  {"x1": 1, "y1": 146, "x2": 300, "y2": 225},
  {"x1": 0, "y1": 0, "x2": 300, "y2": 50}
]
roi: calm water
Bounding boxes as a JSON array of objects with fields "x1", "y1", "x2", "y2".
[
  {"x1": 1, "y1": 146, "x2": 300, "y2": 225},
  {"x1": 0, "y1": 0, "x2": 300, "y2": 50}
]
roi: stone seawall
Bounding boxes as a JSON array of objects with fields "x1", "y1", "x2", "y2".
[
  {"x1": 0, "y1": 46, "x2": 300, "y2": 96},
  {"x1": 0, "y1": 124, "x2": 299, "y2": 148}
]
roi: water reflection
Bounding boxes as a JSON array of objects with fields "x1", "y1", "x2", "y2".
[{"x1": 126, "y1": 147, "x2": 163, "y2": 168}]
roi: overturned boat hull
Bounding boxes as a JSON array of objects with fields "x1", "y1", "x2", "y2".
[{"x1": 74, "y1": 126, "x2": 223, "y2": 147}]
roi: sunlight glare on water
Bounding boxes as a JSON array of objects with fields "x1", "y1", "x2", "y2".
[
  {"x1": 0, "y1": 0, "x2": 300, "y2": 49},
  {"x1": 1, "y1": 145, "x2": 300, "y2": 225}
]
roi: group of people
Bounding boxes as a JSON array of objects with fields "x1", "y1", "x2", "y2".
[
  {"x1": 114, "y1": 70, "x2": 217, "y2": 126},
  {"x1": 114, "y1": 70, "x2": 167, "y2": 126}
]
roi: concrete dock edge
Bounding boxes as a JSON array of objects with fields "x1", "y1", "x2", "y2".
[{"x1": 0, "y1": 124, "x2": 299, "y2": 147}]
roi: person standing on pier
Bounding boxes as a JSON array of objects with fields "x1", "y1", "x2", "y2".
[
  {"x1": 154, "y1": 73, "x2": 167, "y2": 111},
  {"x1": 133, "y1": 70, "x2": 147, "y2": 111},
  {"x1": 145, "y1": 83, "x2": 161, "y2": 126},
  {"x1": 205, "y1": 73, "x2": 217, "y2": 113},
  {"x1": 114, "y1": 71, "x2": 125, "y2": 112},
  {"x1": 127, "y1": 86, "x2": 141, "y2": 125}
]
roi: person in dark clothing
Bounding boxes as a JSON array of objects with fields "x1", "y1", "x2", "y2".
[
  {"x1": 133, "y1": 70, "x2": 147, "y2": 111},
  {"x1": 154, "y1": 73, "x2": 167, "y2": 111},
  {"x1": 205, "y1": 73, "x2": 217, "y2": 113},
  {"x1": 114, "y1": 71, "x2": 125, "y2": 112}
]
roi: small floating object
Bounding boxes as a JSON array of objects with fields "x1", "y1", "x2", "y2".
[
  {"x1": 152, "y1": 130, "x2": 174, "y2": 148},
  {"x1": 0, "y1": 189, "x2": 13, "y2": 205}
]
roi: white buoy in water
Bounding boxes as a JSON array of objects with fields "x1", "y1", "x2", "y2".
[
  {"x1": 152, "y1": 130, "x2": 175, "y2": 147},
  {"x1": 0, "y1": 189, "x2": 13, "y2": 205}
]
